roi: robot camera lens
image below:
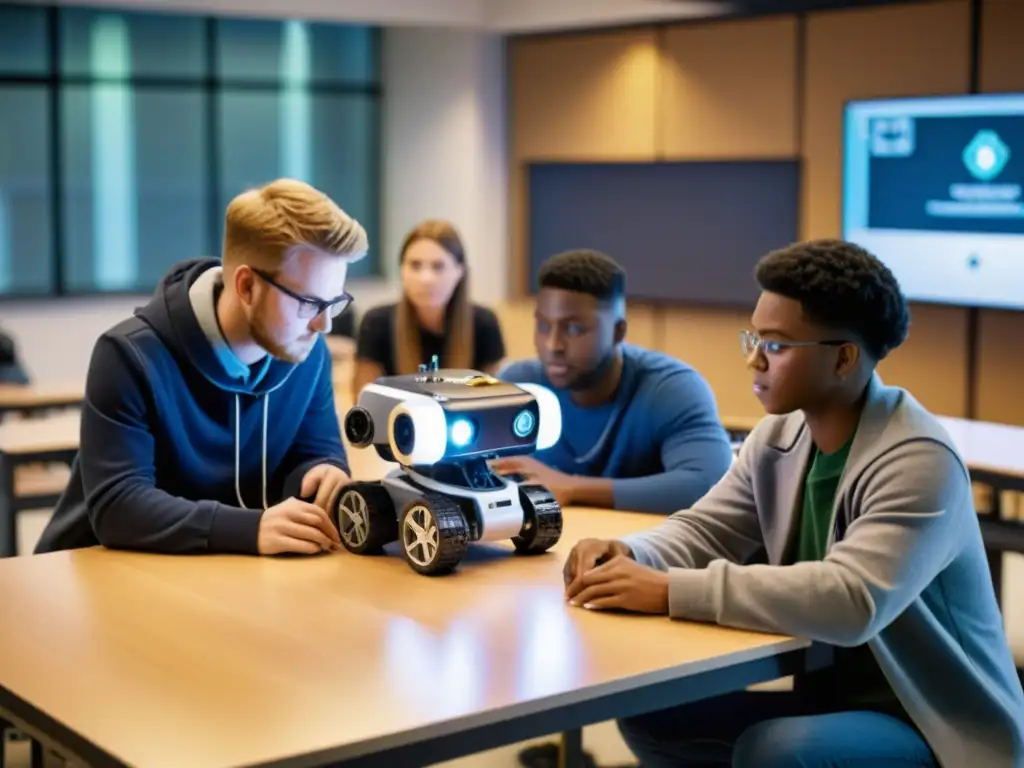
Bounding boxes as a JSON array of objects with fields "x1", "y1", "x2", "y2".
[
  {"x1": 512, "y1": 408, "x2": 536, "y2": 438},
  {"x1": 393, "y1": 413, "x2": 415, "y2": 455},
  {"x1": 344, "y1": 406, "x2": 374, "y2": 446}
]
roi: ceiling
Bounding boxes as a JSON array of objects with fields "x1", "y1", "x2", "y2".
[{"x1": 9, "y1": 0, "x2": 927, "y2": 31}]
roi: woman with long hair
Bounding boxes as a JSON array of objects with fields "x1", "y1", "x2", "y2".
[{"x1": 351, "y1": 219, "x2": 506, "y2": 398}]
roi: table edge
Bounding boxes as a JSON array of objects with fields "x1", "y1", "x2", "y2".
[
  {"x1": 259, "y1": 634, "x2": 809, "y2": 768},
  {"x1": 0, "y1": 633, "x2": 807, "y2": 768}
]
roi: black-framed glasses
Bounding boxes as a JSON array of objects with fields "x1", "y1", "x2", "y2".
[
  {"x1": 251, "y1": 268, "x2": 353, "y2": 320},
  {"x1": 739, "y1": 330, "x2": 848, "y2": 357}
]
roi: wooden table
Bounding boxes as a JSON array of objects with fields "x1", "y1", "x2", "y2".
[
  {"x1": 0, "y1": 383, "x2": 84, "y2": 418},
  {"x1": 0, "y1": 412, "x2": 80, "y2": 557},
  {"x1": 936, "y1": 416, "x2": 1024, "y2": 490},
  {"x1": 0, "y1": 509, "x2": 810, "y2": 768}
]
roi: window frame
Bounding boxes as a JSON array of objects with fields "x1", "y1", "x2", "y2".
[{"x1": 0, "y1": 3, "x2": 384, "y2": 299}]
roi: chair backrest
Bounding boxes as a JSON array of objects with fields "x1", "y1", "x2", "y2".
[{"x1": 0, "y1": 328, "x2": 29, "y2": 385}]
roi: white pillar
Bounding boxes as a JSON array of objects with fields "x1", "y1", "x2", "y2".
[{"x1": 381, "y1": 27, "x2": 508, "y2": 305}]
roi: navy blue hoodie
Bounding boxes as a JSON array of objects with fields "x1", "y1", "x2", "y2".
[{"x1": 34, "y1": 258, "x2": 349, "y2": 556}]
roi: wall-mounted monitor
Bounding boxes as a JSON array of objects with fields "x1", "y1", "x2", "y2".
[
  {"x1": 843, "y1": 93, "x2": 1024, "y2": 311},
  {"x1": 527, "y1": 160, "x2": 800, "y2": 309}
]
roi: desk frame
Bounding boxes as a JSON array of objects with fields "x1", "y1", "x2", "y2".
[
  {"x1": 0, "y1": 445, "x2": 77, "y2": 558},
  {"x1": 0, "y1": 398, "x2": 83, "y2": 421},
  {"x1": 972, "y1": 468, "x2": 1024, "y2": 608}
]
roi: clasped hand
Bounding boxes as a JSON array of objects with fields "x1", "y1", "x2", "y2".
[
  {"x1": 257, "y1": 464, "x2": 350, "y2": 556},
  {"x1": 563, "y1": 538, "x2": 670, "y2": 614}
]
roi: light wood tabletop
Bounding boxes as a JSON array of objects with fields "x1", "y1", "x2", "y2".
[
  {"x1": 0, "y1": 411, "x2": 80, "y2": 456},
  {"x1": 0, "y1": 383, "x2": 84, "y2": 414},
  {"x1": 938, "y1": 416, "x2": 1024, "y2": 481},
  {"x1": 0, "y1": 509, "x2": 807, "y2": 768}
]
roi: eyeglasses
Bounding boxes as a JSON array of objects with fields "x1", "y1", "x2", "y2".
[
  {"x1": 739, "y1": 330, "x2": 848, "y2": 357},
  {"x1": 251, "y1": 268, "x2": 353, "y2": 320}
]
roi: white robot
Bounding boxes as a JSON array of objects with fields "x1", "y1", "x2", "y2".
[{"x1": 339, "y1": 356, "x2": 564, "y2": 576}]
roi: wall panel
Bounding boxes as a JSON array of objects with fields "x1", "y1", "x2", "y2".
[
  {"x1": 876, "y1": 303, "x2": 968, "y2": 417},
  {"x1": 979, "y1": 0, "x2": 1024, "y2": 94},
  {"x1": 510, "y1": 30, "x2": 660, "y2": 161},
  {"x1": 802, "y1": 0, "x2": 972, "y2": 415},
  {"x1": 509, "y1": 29, "x2": 659, "y2": 295},
  {"x1": 802, "y1": 0, "x2": 971, "y2": 240},
  {"x1": 976, "y1": 0, "x2": 1024, "y2": 426},
  {"x1": 659, "y1": 16, "x2": 798, "y2": 159},
  {"x1": 658, "y1": 306, "x2": 760, "y2": 419}
]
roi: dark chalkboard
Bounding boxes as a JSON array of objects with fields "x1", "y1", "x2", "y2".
[{"x1": 527, "y1": 160, "x2": 801, "y2": 309}]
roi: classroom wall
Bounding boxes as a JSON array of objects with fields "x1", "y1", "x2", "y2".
[
  {"x1": 506, "y1": 0, "x2": 1024, "y2": 427},
  {"x1": 975, "y1": 0, "x2": 1024, "y2": 427},
  {"x1": 1, "y1": 25, "x2": 508, "y2": 382},
  {"x1": 381, "y1": 27, "x2": 509, "y2": 306}
]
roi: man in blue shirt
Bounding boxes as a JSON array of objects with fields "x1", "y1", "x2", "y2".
[
  {"x1": 495, "y1": 249, "x2": 732, "y2": 515},
  {"x1": 35, "y1": 179, "x2": 360, "y2": 558}
]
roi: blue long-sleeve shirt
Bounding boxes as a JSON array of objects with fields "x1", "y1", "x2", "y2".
[{"x1": 499, "y1": 344, "x2": 732, "y2": 514}]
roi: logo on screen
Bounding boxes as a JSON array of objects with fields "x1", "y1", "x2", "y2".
[
  {"x1": 870, "y1": 116, "x2": 915, "y2": 157},
  {"x1": 963, "y1": 130, "x2": 1010, "y2": 181}
]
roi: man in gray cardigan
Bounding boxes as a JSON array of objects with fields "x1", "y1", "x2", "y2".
[{"x1": 564, "y1": 240, "x2": 1024, "y2": 768}]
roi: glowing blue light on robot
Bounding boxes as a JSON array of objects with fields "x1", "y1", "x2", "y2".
[
  {"x1": 513, "y1": 409, "x2": 535, "y2": 438},
  {"x1": 450, "y1": 418, "x2": 474, "y2": 447}
]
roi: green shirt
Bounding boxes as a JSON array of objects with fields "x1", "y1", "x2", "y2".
[
  {"x1": 794, "y1": 433, "x2": 912, "y2": 723},
  {"x1": 795, "y1": 437, "x2": 852, "y2": 562}
]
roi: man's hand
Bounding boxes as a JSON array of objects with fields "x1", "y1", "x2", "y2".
[
  {"x1": 300, "y1": 463, "x2": 351, "y2": 520},
  {"x1": 564, "y1": 547, "x2": 670, "y2": 615},
  {"x1": 258, "y1": 497, "x2": 342, "y2": 555},
  {"x1": 490, "y1": 455, "x2": 575, "y2": 507},
  {"x1": 562, "y1": 537, "x2": 634, "y2": 587}
]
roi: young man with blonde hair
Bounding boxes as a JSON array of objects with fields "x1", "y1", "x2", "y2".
[{"x1": 36, "y1": 179, "x2": 365, "y2": 557}]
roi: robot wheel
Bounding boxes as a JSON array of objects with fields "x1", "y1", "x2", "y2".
[
  {"x1": 337, "y1": 483, "x2": 398, "y2": 555},
  {"x1": 400, "y1": 494, "x2": 470, "y2": 576},
  {"x1": 512, "y1": 484, "x2": 563, "y2": 555}
]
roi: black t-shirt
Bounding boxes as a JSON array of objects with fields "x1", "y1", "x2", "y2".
[{"x1": 355, "y1": 302, "x2": 506, "y2": 375}]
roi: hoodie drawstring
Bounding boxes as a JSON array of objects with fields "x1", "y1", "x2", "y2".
[{"x1": 234, "y1": 393, "x2": 269, "y2": 510}]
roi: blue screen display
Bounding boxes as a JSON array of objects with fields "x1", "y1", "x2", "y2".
[{"x1": 843, "y1": 93, "x2": 1024, "y2": 310}]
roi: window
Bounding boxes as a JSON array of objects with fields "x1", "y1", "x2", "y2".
[
  {"x1": 0, "y1": 6, "x2": 49, "y2": 76},
  {"x1": 217, "y1": 92, "x2": 380, "y2": 280},
  {"x1": 215, "y1": 19, "x2": 381, "y2": 279},
  {"x1": 0, "y1": 5, "x2": 382, "y2": 297},
  {"x1": 61, "y1": 86, "x2": 209, "y2": 292},
  {"x1": 0, "y1": 86, "x2": 54, "y2": 295},
  {"x1": 59, "y1": 9, "x2": 206, "y2": 79},
  {"x1": 214, "y1": 18, "x2": 378, "y2": 85}
]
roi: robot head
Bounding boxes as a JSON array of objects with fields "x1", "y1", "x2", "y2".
[{"x1": 343, "y1": 368, "x2": 561, "y2": 466}]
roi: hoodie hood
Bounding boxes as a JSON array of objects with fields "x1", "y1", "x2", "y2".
[
  {"x1": 136, "y1": 258, "x2": 298, "y2": 397},
  {"x1": 135, "y1": 257, "x2": 306, "y2": 512}
]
